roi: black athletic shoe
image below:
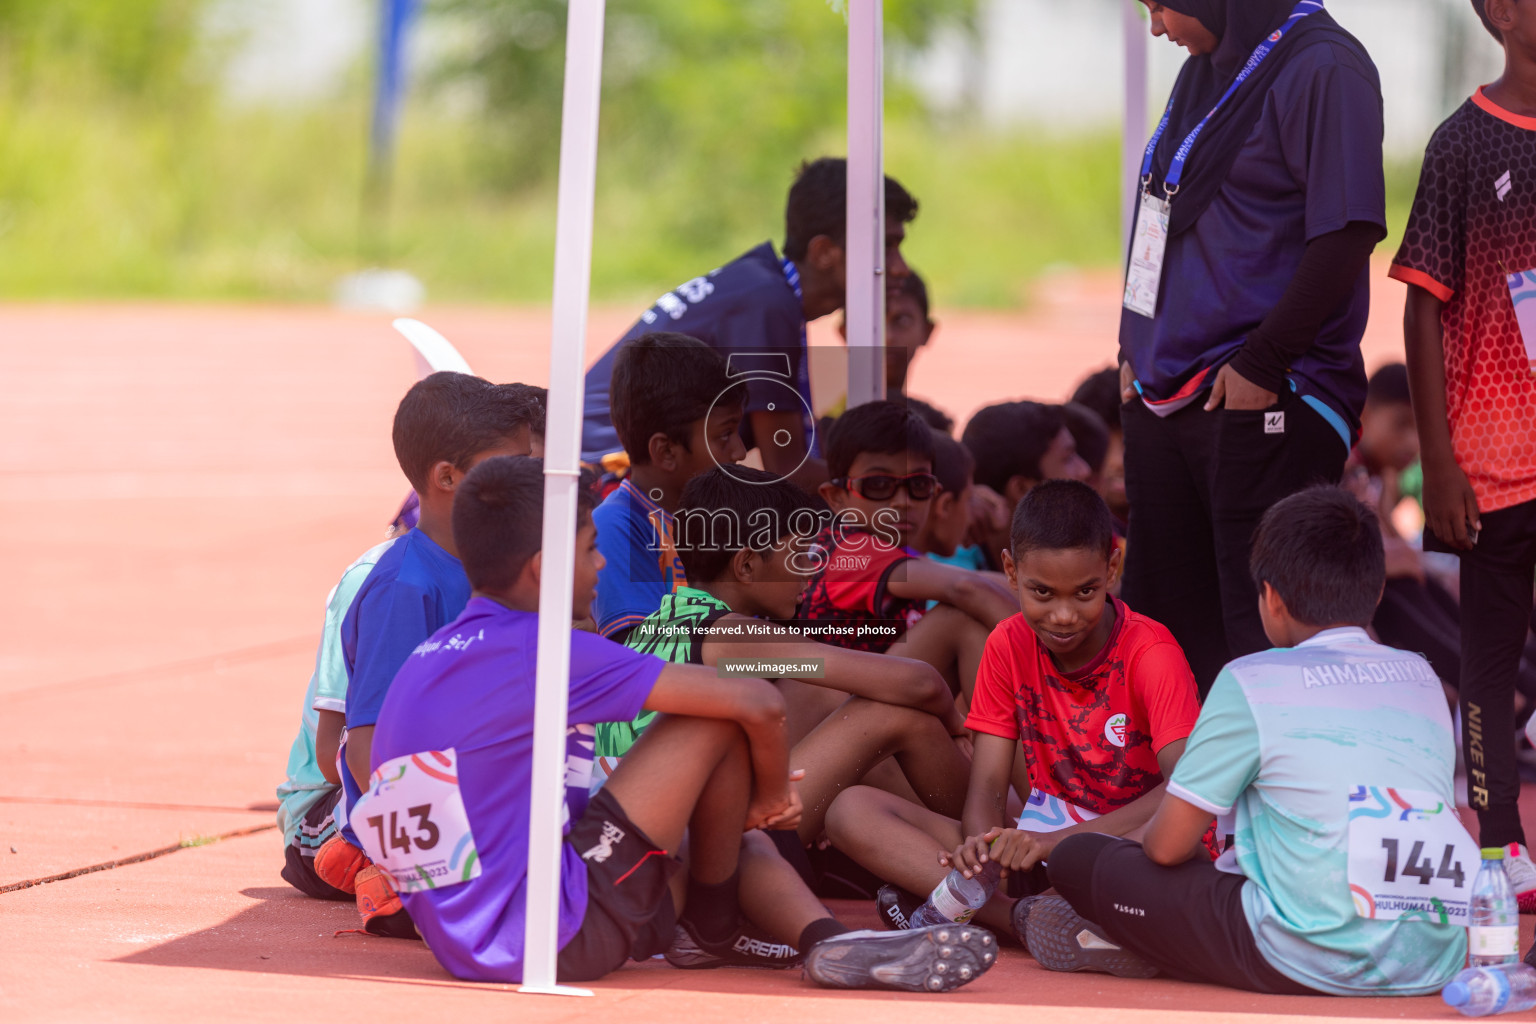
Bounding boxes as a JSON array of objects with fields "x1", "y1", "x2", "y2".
[
  {"x1": 803, "y1": 924, "x2": 997, "y2": 993},
  {"x1": 1524, "y1": 941, "x2": 1536, "y2": 971},
  {"x1": 1009, "y1": 892, "x2": 1049, "y2": 953},
  {"x1": 1024, "y1": 896, "x2": 1158, "y2": 978},
  {"x1": 875, "y1": 883, "x2": 924, "y2": 931},
  {"x1": 663, "y1": 920, "x2": 802, "y2": 970}
]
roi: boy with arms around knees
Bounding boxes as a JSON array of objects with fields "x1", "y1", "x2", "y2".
[
  {"x1": 591, "y1": 333, "x2": 746, "y2": 642},
  {"x1": 314, "y1": 373, "x2": 536, "y2": 929},
  {"x1": 824, "y1": 482, "x2": 1201, "y2": 938},
  {"x1": 1392, "y1": 0, "x2": 1536, "y2": 902},
  {"x1": 596, "y1": 467, "x2": 972, "y2": 853},
  {"x1": 352, "y1": 456, "x2": 998, "y2": 990},
  {"x1": 1033, "y1": 487, "x2": 1467, "y2": 995},
  {"x1": 800, "y1": 401, "x2": 1017, "y2": 706}
]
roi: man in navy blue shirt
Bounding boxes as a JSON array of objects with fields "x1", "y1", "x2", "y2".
[
  {"x1": 582, "y1": 157, "x2": 919, "y2": 490},
  {"x1": 1117, "y1": 1, "x2": 1386, "y2": 694}
]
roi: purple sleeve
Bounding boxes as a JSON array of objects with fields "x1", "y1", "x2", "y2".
[{"x1": 567, "y1": 630, "x2": 666, "y2": 726}]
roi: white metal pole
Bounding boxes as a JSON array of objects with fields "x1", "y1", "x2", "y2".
[
  {"x1": 845, "y1": 0, "x2": 885, "y2": 409},
  {"x1": 519, "y1": 0, "x2": 605, "y2": 999},
  {"x1": 1121, "y1": 0, "x2": 1149, "y2": 251}
]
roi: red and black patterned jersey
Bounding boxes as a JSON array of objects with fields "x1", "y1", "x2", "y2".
[
  {"x1": 796, "y1": 525, "x2": 925, "y2": 653},
  {"x1": 965, "y1": 601, "x2": 1199, "y2": 817},
  {"x1": 1390, "y1": 88, "x2": 1536, "y2": 513}
]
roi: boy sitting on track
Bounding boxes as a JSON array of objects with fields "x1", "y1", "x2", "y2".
[
  {"x1": 312, "y1": 372, "x2": 536, "y2": 933},
  {"x1": 591, "y1": 333, "x2": 746, "y2": 642},
  {"x1": 799, "y1": 401, "x2": 1017, "y2": 706},
  {"x1": 1031, "y1": 487, "x2": 1467, "y2": 995},
  {"x1": 825, "y1": 481, "x2": 1201, "y2": 941},
  {"x1": 595, "y1": 466, "x2": 971, "y2": 854},
  {"x1": 349, "y1": 456, "x2": 998, "y2": 991}
]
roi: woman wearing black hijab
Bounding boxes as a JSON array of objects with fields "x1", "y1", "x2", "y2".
[{"x1": 1117, "y1": 0, "x2": 1386, "y2": 694}]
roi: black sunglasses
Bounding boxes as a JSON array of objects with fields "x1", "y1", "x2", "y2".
[{"x1": 834, "y1": 472, "x2": 941, "y2": 502}]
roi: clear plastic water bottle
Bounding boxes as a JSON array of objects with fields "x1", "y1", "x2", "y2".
[
  {"x1": 1442, "y1": 964, "x2": 1536, "y2": 1016},
  {"x1": 908, "y1": 856, "x2": 1003, "y2": 928},
  {"x1": 1470, "y1": 847, "x2": 1521, "y2": 968}
]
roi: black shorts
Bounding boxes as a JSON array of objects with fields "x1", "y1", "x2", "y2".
[
  {"x1": 279, "y1": 787, "x2": 353, "y2": 902},
  {"x1": 556, "y1": 787, "x2": 681, "y2": 982},
  {"x1": 1048, "y1": 833, "x2": 1317, "y2": 995}
]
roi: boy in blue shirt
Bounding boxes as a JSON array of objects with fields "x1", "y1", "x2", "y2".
[
  {"x1": 1029, "y1": 486, "x2": 1469, "y2": 996},
  {"x1": 591, "y1": 334, "x2": 747, "y2": 641},
  {"x1": 314, "y1": 372, "x2": 536, "y2": 932},
  {"x1": 351, "y1": 456, "x2": 997, "y2": 990},
  {"x1": 582, "y1": 158, "x2": 920, "y2": 489}
]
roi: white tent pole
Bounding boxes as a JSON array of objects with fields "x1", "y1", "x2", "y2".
[
  {"x1": 1121, "y1": 0, "x2": 1149, "y2": 251},
  {"x1": 519, "y1": 0, "x2": 605, "y2": 999},
  {"x1": 845, "y1": 0, "x2": 885, "y2": 409}
]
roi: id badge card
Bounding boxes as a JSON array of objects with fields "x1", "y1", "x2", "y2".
[
  {"x1": 1123, "y1": 192, "x2": 1170, "y2": 319},
  {"x1": 1346, "y1": 785, "x2": 1478, "y2": 924},
  {"x1": 1505, "y1": 269, "x2": 1536, "y2": 375},
  {"x1": 349, "y1": 748, "x2": 483, "y2": 894}
]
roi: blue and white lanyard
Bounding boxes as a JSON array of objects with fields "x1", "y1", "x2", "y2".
[
  {"x1": 1140, "y1": 0, "x2": 1322, "y2": 198},
  {"x1": 779, "y1": 255, "x2": 821, "y2": 457}
]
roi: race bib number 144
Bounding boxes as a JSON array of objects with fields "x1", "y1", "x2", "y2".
[
  {"x1": 1347, "y1": 785, "x2": 1478, "y2": 923},
  {"x1": 349, "y1": 748, "x2": 482, "y2": 894}
]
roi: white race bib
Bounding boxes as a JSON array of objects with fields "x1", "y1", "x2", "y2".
[
  {"x1": 1505, "y1": 269, "x2": 1536, "y2": 376},
  {"x1": 1346, "y1": 785, "x2": 1478, "y2": 923},
  {"x1": 349, "y1": 748, "x2": 482, "y2": 894},
  {"x1": 1123, "y1": 193, "x2": 1170, "y2": 318},
  {"x1": 1016, "y1": 791, "x2": 1100, "y2": 834}
]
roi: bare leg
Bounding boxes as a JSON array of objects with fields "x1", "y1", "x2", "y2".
[
  {"x1": 602, "y1": 714, "x2": 751, "y2": 888},
  {"x1": 736, "y1": 829, "x2": 834, "y2": 945},
  {"x1": 895, "y1": 605, "x2": 991, "y2": 705},
  {"x1": 791, "y1": 698, "x2": 970, "y2": 846},
  {"x1": 777, "y1": 677, "x2": 847, "y2": 745},
  {"x1": 825, "y1": 785, "x2": 1015, "y2": 935}
]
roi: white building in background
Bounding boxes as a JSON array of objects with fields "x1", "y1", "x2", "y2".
[{"x1": 217, "y1": 0, "x2": 1503, "y2": 155}]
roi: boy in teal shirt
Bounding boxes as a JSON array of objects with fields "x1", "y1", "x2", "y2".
[{"x1": 1027, "y1": 486, "x2": 1468, "y2": 995}]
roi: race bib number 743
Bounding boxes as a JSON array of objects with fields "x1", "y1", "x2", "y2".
[
  {"x1": 1347, "y1": 785, "x2": 1478, "y2": 923},
  {"x1": 349, "y1": 748, "x2": 482, "y2": 894}
]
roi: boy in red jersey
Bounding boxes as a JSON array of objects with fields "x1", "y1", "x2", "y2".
[
  {"x1": 824, "y1": 481, "x2": 1201, "y2": 940},
  {"x1": 1391, "y1": 0, "x2": 1536, "y2": 906}
]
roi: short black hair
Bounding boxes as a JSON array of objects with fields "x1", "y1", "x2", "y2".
[
  {"x1": 930, "y1": 428, "x2": 975, "y2": 497},
  {"x1": 392, "y1": 371, "x2": 536, "y2": 491},
  {"x1": 891, "y1": 268, "x2": 931, "y2": 321},
  {"x1": 961, "y1": 401, "x2": 1067, "y2": 494},
  {"x1": 674, "y1": 466, "x2": 828, "y2": 582},
  {"x1": 1071, "y1": 367, "x2": 1122, "y2": 432},
  {"x1": 907, "y1": 396, "x2": 954, "y2": 434},
  {"x1": 1063, "y1": 403, "x2": 1110, "y2": 475},
  {"x1": 609, "y1": 332, "x2": 742, "y2": 465},
  {"x1": 1471, "y1": 0, "x2": 1502, "y2": 41},
  {"x1": 453, "y1": 456, "x2": 596, "y2": 592},
  {"x1": 1010, "y1": 479, "x2": 1115, "y2": 560},
  {"x1": 1367, "y1": 362, "x2": 1411, "y2": 408},
  {"x1": 1250, "y1": 486, "x2": 1385, "y2": 628},
  {"x1": 783, "y1": 157, "x2": 919, "y2": 262},
  {"x1": 825, "y1": 400, "x2": 937, "y2": 482},
  {"x1": 504, "y1": 383, "x2": 548, "y2": 437}
]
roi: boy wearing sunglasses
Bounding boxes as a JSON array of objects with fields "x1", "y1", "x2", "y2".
[{"x1": 801, "y1": 402, "x2": 1017, "y2": 707}]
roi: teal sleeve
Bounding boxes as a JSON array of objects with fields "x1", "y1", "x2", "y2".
[
  {"x1": 1167, "y1": 668, "x2": 1261, "y2": 815},
  {"x1": 312, "y1": 562, "x2": 375, "y2": 713}
]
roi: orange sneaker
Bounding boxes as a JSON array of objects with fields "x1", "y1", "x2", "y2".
[
  {"x1": 355, "y1": 864, "x2": 417, "y2": 939},
  {"x1": 313, "y1": 835, "x2": 369, "y2": 895}
]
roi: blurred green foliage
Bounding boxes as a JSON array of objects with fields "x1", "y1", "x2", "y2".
[{"x1": 0, "y1": 0, "x2": 1424, "y2": 306}]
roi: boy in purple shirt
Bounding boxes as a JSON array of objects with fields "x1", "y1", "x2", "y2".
[{"x1": 353, "y1": 456, "x2": 997, "y2": 989}]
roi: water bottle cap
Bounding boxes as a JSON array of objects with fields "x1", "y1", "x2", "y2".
[
  {"x1": 1442, "y1": 981, "x2": 1470, "y2": 1007},
  {"x1": 1482, "y1": 847, "x2": 1507, "y2": 860}
]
